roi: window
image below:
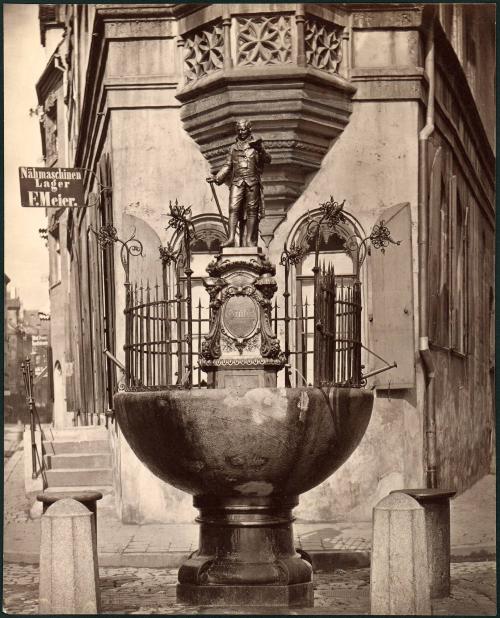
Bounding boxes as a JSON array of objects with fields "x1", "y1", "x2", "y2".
[
  {"x1": 463, "y1": 7, "x2": 477, "y2": 95},
  {"x1": 43, "y1": 94, "x2": 58, "y2": 165},
  {"x1": 439, "y1": 5, "x2": 454, "y2": 41},
  {"x1": 289, "y1": 217, "x2": 359, "y2": 386},
  {"x1": 450, "y1": 184, "x2": 468, "y2": 354},
  {"x1": 428, "y1": 141, "x2": 469, "y2": 354},
  {"x1": 49, "y1": 225, "x2": 62, "y2": 285}
]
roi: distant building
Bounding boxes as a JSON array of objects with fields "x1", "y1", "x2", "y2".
[
  {"x1": 5, "y1": 287, "x2": 26, "y2": 399},
  {"x1": 37, "y1": 4, "x2": 495, "y2": 524},
  {"x1": 22, "y1": 310, "x2": 53, "y2": 419},
  {"x1": 4, "y1": 280, "x2": 53, "y2": 423},
  {"x1": 4, "y1": 274, "x2": 10, "y2": 391}
]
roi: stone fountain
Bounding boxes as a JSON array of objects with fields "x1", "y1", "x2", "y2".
[
  {"x1": 114, "y1": 122, "x2": 374, "y2": 608},
  {"x1": 114, "y1": 244, "x2": 373, "y2": 608}
]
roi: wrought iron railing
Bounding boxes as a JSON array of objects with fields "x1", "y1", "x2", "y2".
[
  {"x1": 268, "y1": 273, "x2": 362, "y2": 388},
  {"x1": 21, "y1": 358, "x2": 48, "y2": 489},
  {"x1": 99, "y1": 196, "x2": 398, "y2": 390},
  {"x1": 124, "y1": 283, "x2": 210, "y2": 389}
]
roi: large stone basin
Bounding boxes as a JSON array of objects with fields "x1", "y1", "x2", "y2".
[
  {"x1": 114, "y1": 386, "x2": 373, "y2": 607},
  {"x1": 115, "y1": 386, "x2": 372, "y2": 497}
]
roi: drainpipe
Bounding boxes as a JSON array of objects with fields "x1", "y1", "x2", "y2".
[
  {"x1": 418, "y1": 17, "x2": 437, "y2": 488},
  {"x1": 73, "y1": 4, "x2": 80, "y2": 155}
]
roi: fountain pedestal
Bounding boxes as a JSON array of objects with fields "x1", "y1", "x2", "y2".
[
  {"x1": 115, "y1": 386, "x2": 373, "y2": 608},
  {"x1": 177, "y1": 495, "x2": 313, "y2": 606},
  {"x1": 200, "y1": 247, "x2": 284, "y2": 388}
]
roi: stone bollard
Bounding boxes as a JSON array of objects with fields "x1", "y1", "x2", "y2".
[
  {"x1": 37, "y1": 490, "x2": 102, "y2": 556},
  {"x1": 39, "y1": 498, "x2": 100, "y2": 614},
  {"x1": 370, "y1": 492, "x2": 431, "y2": 615},
  {"x1": 390, "y1": 488, "x2": 456, "y2": 598}
]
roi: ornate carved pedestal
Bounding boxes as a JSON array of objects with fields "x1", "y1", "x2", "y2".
[{"x1": 200, "y1": 247, "x2": 285, "y2": 388}]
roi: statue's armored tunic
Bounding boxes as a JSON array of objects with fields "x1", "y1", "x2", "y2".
[{"x1": 211, "y1": 120, "x2": 271, "y2": 247}]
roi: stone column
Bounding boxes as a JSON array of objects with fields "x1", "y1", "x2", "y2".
[
  {"x1": 176, "y1": 36, "x2": 185, "y2": 86},
  {"x1": 295, "y1": 6, "x2": 306, "y2": 67},
  {"x1": 222, "y1": 6, "x2": 233, "y2": 69},
  {"x1": 39, "y1": 498, "x2": 100, "y2": 614},
  {"x1": 370, "y1": 492, "x2": 431, "y2": 615}
]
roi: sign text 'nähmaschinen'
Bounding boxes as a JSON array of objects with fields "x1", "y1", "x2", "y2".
[{"x1": 19, "y1": 167, "x2": 86, "y2": 208}]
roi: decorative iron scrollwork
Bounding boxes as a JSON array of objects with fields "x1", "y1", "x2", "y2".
[
  {"x1": 95, "y1": 224, "x2": 118, "y2": 248},
  {"x1": 292, "y1": 196, "x2": 400, "y2": 277},
  {"x1": 90, "y1": 225, "x2": 144, "y2": 284},
  {"x1": 165, "y1": 199, "x2": 197, "y2": 243},
  {"x1": 280, "y1": 241, "x2": 307, "y2": 267},
  {"x1": 369, "y1": 220, "x2": 400, "y2": 253},
  {"x1": 159, "y1": 242, "x2": 178, "y2": 266}
]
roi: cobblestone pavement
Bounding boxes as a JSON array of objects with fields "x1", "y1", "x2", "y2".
[
  {"x1": 4, "y1": 450, "x2": 32, "y2": 527},
  {"x1": 3, "y1": 561, "x2": 496, "y2": 615}
]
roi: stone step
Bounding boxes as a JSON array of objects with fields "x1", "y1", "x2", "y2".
[
  {"x1": 44, "y1": 452, "x2": 112, "y2": 470},
  {"x1": 43, "y1": 440, "x2": 110, "y2": 455},
  {"x1": 46, "y1": 468, "x2": 113, "y2": 487},
  {"x1": 44, "y1": 426, "x2": 108, "y2": 442}
]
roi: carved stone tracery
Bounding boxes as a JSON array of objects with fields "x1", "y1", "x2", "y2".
[
  {"x1": 236, "y1": 15, "x2": 292, "y2": 66},
  {"x1": 305, "y1": 18, "x2": 343, "y2": 74},
  {"x1": 184, "y1": 22, "x2": 224, "y2": 83}
]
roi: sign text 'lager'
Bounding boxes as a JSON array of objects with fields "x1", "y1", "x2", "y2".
[{"x1": 19, "y1": 167, "x2": 86, "y2": 208}]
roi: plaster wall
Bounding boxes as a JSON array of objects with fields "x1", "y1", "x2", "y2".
[
  {"x1": 49, "y1": 229, "x2": 70, "y2": 428},
  {"x1": 109, "y1": 106, "x2": 219, "y2": 523}
]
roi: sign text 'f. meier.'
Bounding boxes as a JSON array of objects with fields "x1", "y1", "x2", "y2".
[{"x1": 19, "y1": 167, "x2": 86, "y2": 208}]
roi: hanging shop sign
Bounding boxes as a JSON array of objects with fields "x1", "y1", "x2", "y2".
[{"x1": 19, "y1": 167, "x2": 86, "y2": 208}]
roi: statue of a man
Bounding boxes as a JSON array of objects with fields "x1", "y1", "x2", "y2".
[{"x1": 208, "y1": 119, "x2": 271, "y2": 248}]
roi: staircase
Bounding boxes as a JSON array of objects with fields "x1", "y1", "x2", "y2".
[{"x1": 42, "y1": 426, "x2": 116, "y2": 514}]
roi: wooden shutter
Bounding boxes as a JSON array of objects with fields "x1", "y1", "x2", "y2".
[
  {"x1": 428, "y1": 147, "x2": 443, "y2": 344},
  {"x1": 367, "y1": 202, "x2": 415, "y2": 389},
  {"x1": 98, "y1": 154, "x2": 117, "y2": 412}
]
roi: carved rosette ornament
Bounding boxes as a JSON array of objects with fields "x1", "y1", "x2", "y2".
[{"x1": 200, "y1": 249, "x2": 284, "y2": 388}]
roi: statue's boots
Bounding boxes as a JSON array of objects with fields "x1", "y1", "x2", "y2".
[
  {"x1": 245, "y1": 214, "x2": 259, "y2": 247},
  {"x1": 221, "y1": 212, "x2": 238, "y2": 248}
]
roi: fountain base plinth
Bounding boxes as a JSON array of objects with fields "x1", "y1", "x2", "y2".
[
  {"x1": 177, "y1": 582, "x2": 313, "y2": 607},
  {"x1": 177, "y1": 495, "x2": 313, "y2": 608}
]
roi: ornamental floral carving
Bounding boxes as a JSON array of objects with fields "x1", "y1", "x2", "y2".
[
  {"x1": 304, "y1": 18, "x2": 343, "y2": 74},
  {"x1": 184, "y1": 23, "x2": 224, "y2": 83},
  {"x1": 236, "y1": 15, "x2": 292, "y2": 66}
]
